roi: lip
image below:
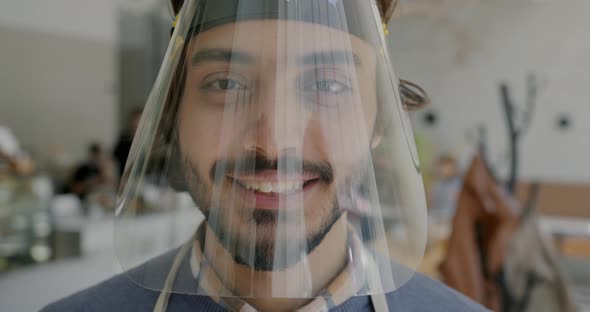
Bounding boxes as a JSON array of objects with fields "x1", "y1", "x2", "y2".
[
  {"x1": 227, "y1": 170, "x2": 319, "y2": 183},
  {"x1": 226, "y1": 170, "x2": 321, "y2": 210}
]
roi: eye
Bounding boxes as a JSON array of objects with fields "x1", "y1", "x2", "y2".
[
  {"x1": 310, "y1": 79, "x2": 351, "y2": 94},
  {"x1": 300, "y1": 69, "x2": 353, "y2": 95},
  {"x1": 203, "y1": 78, "x2": 247, "y2": 91}
]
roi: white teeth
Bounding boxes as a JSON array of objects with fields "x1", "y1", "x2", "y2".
[
  {"x1": 244, "y1": 182, "x2": 257, "y2": 191},
  {"x1": 238, "y1": 181, "x2": 305, "y2": 193},
  {"x1": 260, "y1": 182, "x2": 272, "y2": 193}
]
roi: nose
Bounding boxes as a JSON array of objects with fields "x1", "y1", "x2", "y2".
[{"x1": 241, "y1": 87, "x2": 305, "y2": 159}]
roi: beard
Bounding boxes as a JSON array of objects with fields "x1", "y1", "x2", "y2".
[{"x1": 181, "y1": 151, "x2": 344, "y2": 271}]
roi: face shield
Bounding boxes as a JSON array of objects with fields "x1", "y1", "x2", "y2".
[{"x1": 115, "y1": 0, "x2": 427, "y2": 301}]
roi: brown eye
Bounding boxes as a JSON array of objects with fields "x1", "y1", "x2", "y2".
[
  {"x1": 307, "y1": 79, "x2": 351, "y2": 94},
  {"x1": 203, "y1": 78, "x2": 246, "y2": 91},
  {"x1": 300, "y1": 69, "x2": 353, "y2": 96},
  {"x1": 200, "y1": 71, "x2": 249, "y2": 93}
]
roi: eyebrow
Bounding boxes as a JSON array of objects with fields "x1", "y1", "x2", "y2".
[
  {"x1": 190, "y1": 48, "x2": 362, "y2": 67},
  {"x1": 191, "y1": 48, "x2": 255, "y2": 66},
  {"x1": 297, "y1": 50, "x2": 362, "y2": 67}
]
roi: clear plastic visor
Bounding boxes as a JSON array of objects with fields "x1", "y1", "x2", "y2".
[{"x1": 115, "y1": 0, "x2": 427, "y2": 300}]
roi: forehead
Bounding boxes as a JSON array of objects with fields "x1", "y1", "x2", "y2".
[{"x1": 186, "y1": 20, "x2": 376, "y2": 65}]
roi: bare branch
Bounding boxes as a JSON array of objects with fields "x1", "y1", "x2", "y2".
[{"x1": 515, "y1": 72, "x2": 540, "y2": 136}]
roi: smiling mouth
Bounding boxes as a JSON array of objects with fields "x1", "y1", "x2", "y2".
[
  {"x1": 231, "y1": 178, "x2": 319, "y2": 194},
  {"x1": 223, "y1": 171, "x2": 322, "y2": 210},
  {"x1": 226, "y1": 171, "x2": 320, "y2": 195}
]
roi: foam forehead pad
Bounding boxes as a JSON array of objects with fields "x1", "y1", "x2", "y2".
[{"x1": 187, "y1": 0, "x2": 381, "y2": 44}]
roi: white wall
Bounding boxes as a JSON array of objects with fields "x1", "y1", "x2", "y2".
[
  {"x1": 0, "y1": 26, "x2": 118, "y2": 160},
  {"x1": 0, "y1": 0, "x2": 166, "y2": 161},
  {"x1": 0, "y1": 0, "x2": 163, "y2": 42},
  {"x1": 0, "y1": 0, "x2": 118, "y2": 42},
  {"x1": 388, "y1": 0, "x2": 590, "y2": 183}
]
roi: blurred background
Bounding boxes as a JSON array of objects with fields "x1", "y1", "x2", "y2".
[{"x1": 0, "y1": 0, "x2": 588, "y2": 311}]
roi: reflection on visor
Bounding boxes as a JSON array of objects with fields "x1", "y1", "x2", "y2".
[{"x1": 115, "y1": 0, "x2": 427, "y2": 301}]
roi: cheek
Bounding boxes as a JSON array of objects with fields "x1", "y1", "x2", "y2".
[
  {"x1": 178, "y1": 100, "x2": 224, "y2": 173},
  {"x1": 306, "y1": 103, "x2": 377, "y2": 188},
  {"x1": 311, "y1": 106, "x2": 377, "y2": 163},
  {"x1": 302, "y1": 125, "x2": 369, "y2": 195}
]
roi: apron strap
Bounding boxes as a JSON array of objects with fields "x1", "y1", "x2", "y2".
[
  {"x1": 370, "y1": 292, "x2": 390, "y2": 312},
  {"x1": 366, "y1": 254, "x2": 390, "y2": 312},
  {"x1": 153, "y1": 242, "x2": 192, "y2": 312}
]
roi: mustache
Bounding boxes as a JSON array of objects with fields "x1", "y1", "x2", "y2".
[{"x1": 209, "y1": 153, "x2": 334, "y2": 183}]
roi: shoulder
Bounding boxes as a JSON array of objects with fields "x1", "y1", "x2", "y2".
[
  {"x1": 40, "y1": 271, "x2": 222, "y2": 312},
  {"x1": 385, "y1": 272, "x2": 489, "y2": 311},
  {"x1": 363, "y1": 252, "x2": 488, "y2": 311},
  {"x1": 40, "y1": 248, "x2": 221, "y2": 312},
  {"x1": 40, "y1": 272, "x2": 160, "y2": 312}
]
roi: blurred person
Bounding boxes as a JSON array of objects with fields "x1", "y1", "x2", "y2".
[
  {"x1": 66, "y1": 143, "x2": 116, "y2": 201},
  {"x1": 113, "y1": 107, "x2": 143, "y2": 176},
  {"x1": 429, "y1": 154, "x2": 463, "y2": 222},
  {"x1": 43, "y1": 1, "x2": 485, "y2": 311}
]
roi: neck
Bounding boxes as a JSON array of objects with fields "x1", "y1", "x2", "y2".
[{"x1": 200, "y1": 214, "x2": 349, "y2": 312}]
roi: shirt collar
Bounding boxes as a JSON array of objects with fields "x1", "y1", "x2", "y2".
[{"x1": 188, "y1": 223, "x2": 370, "y2": 312}]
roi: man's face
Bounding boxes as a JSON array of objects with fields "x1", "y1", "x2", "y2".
[{"x1": 177, "y1": 20, "x2": 379, "y2": 270}]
